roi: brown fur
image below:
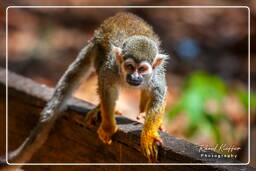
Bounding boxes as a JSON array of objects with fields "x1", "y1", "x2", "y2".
[{"x1": 95, "y1": 12, "x2": 160, "y2": 53}]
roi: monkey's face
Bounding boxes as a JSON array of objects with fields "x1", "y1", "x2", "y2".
[
  {"x1": 113, "y1": 36, "x2": 168, "y2": 87},
  {"x1": 121, "y1": 58, "x2": 152, "y2": 87}
]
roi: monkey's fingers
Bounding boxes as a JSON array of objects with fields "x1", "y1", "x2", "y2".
[
  {"x1": 97, "y1": 124, "x2": 118, "y2": 145},
  {"x1": 136, "y1": 113, "x2": 146, "y2": 120},
  {"x1": 159, "y1": 125, "x2": 167, "y2": 133},
  {"x1": 98, "y1": 133, "x2": 112, "y2": 145},
  {"x1": 141, "y1": 133, "x2": 163, "y2": 163},
  {"x1": 154, "y1": 137, "x2": 163, "y2": 147},
  {"x1": 141, "y1": 138, "x2": 157, "y2": 162}
]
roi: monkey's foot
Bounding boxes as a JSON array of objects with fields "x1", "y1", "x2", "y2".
[
  {"x1": 97, "y1": 124, "x2": 118, "y2": 145},
  {"x1": 115, "y1": 110, "x2": 122, "y2": 115},
  {"x1": 83, "y1": 105, "x2": 101, "y2": 126},
  {"x1": 141, "y1": 132, "x2": 163, "y2": 163},
  {"x1": 84, "y1": 107, "x2": 121, "y2": 126}
]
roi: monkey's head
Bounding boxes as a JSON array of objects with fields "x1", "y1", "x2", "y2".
[{"x1": 113, "y1": 36, "x2": 168, "y2": 87}]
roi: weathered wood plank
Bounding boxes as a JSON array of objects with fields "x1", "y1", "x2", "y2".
[{"x1": 0, "y1": 67, "x2": 254, "y2": 171}]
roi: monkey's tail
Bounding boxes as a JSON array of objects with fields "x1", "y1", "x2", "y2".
[{"x1": 0, "y1": 40, "x2": 96, "y2": 171}]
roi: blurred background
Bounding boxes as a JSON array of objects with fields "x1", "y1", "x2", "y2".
[{"x1": 0, "y1": 0, "x2": 255, "y2": 166}]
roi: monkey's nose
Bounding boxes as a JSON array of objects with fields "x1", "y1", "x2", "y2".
[{"x1": 126, "y1": 74, "x2": 143, "y2": 86}]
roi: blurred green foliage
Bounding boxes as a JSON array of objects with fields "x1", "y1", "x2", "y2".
[
  {"x1": 168, "y1": 71, "x2": 255, "y2": 144},
  {"x1": 237, "y1": 89, "x2": 256, "y2": 110},
  {"x1": 168, "y1": 72, "x2": 228, "y2": 144}
]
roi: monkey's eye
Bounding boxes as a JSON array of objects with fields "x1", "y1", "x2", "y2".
[
  {"x1": 138, "y1": 65, "x2": 149, "y2": 73},
  {"x1": 138, "y1": 67, "x2": 147, "y2": 72},
  {"x1": 125, "y1": 64, "x2": 135, "y2": 71}
]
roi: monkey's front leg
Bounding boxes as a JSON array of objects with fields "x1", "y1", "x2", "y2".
[
  {"x1": 97, "y1": 86, "x2": 119, "y2": 145},
  {"x1": 141, "y1": 87, "x2": 167, "y2": 162}
]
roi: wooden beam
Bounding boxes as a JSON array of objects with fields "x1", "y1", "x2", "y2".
[{"x1": 0, "y1": 67, "x2": 254, "y2": 171}]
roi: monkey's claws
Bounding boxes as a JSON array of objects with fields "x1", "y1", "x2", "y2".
[
  {"x1": 141, "y1": 132, "x2": 163, "y2": 163},
  {"x1": 97, "y1": 124, "x2": 118, "y2": 145}
]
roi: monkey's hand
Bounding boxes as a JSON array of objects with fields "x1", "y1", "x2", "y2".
[
  {"x1": 141, "y1": 130, "x2": 163, "y2": 162},
  {"x1": 97, "y1": 122, "x2": 118, "y2": 145}
]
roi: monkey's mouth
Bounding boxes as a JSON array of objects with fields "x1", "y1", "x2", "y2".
[{"x1": 127, "y1": 80, "x2": 142, "y2": 86}]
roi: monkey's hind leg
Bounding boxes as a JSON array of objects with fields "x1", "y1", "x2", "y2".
[
  {"x1": 83, "y1": 105, "x2": 101, "y2": 126},
  {"x1": 83, "y1": 104, "x2": 122, "y2": 127}
]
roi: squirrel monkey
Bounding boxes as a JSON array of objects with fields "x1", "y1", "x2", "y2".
[{"x1": 1, "y1": 12, "x2": 168, "y2": 169}]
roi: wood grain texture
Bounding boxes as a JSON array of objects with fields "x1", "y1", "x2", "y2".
[{"x1": 0, "y1": 67, "x2": 254, "y2": 171}]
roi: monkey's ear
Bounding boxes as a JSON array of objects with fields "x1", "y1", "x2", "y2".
[
  {"x1": 153, "y1": 54, "x2": 168, "y2": 69},
  {"x1": 113, "y1": 46, "x2": 123, "y2": 65}
]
